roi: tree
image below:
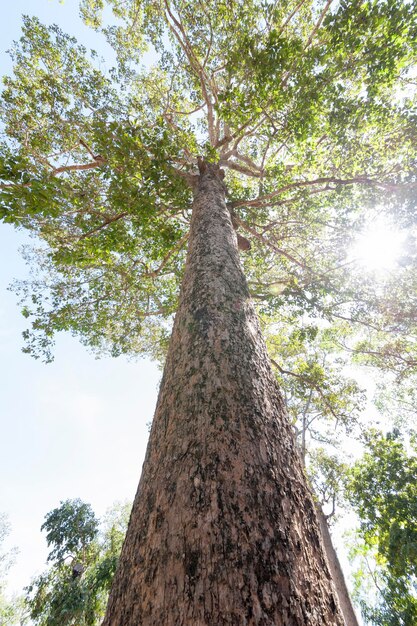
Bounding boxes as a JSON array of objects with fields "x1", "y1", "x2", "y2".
[
  {"x1": 41, "y1": 499, "x2": 99, "y2": 567},
  {"x1": 346, "y1": 430, "x2": 417, "y2": 625},
  {"x1": 265, "y1": 321, "x2": 365, "y2": 462},
  {"x1": 26, "y1": 500, "x2": 130, "y2": 626},
  {"x1": 2, "y1": 0, "x2": 417, "y2": 623},
  {"x1": 0, "y1": 515, "x2": 26, "y2": 626}
]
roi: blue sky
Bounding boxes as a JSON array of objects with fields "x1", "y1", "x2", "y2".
[{"x1": 0, "y1": 0, "x2": 160, "y2": 594}]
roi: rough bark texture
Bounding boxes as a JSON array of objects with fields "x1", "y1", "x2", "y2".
[
  {"x1": 103, "y1": 163, "x2": 345, "y2": 625},
  {"x1": 316, "y1": 505, "x2": 360, "y2": 626}
]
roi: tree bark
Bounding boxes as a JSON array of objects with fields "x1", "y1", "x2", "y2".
[
  {"x1": 316, "y1": 505, "x2": 360, "y2": 626},
  {"x1": 103, "y1": 163, "x2": 344, "y2": 625}
]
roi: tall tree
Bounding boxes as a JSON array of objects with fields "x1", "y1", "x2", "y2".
[{"x1": 1, "y1": 0, "x2": 417, "y2": 623}]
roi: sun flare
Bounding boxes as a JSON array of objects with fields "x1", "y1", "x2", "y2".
[{"x1": 350, "y1": 219, "x2": 407, "y2": 271}]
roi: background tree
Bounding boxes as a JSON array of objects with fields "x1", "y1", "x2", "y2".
[
  {"x1": 41, "y1": 499, "x2": 99, "y2": 567},
  {"x1": 0, "y1": 515, "x2": 27, "y2": 626},
  {"x1": 265, "y1": 320, "x2": 365, "y2": 461},
  {"x1": 346, "y1": 430, "x2": 417, "y2": 625},
  {"x1": 26, "y1": 500, "x2": 130, "y2": 626}
]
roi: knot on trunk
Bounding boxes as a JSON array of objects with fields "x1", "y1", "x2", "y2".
[{"x1": 231, "y1": 210, "x2": 251, "y2": 251}]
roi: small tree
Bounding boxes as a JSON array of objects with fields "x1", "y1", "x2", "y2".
[
  {"x1": 26, "y1": 500, "x2": 130, "y2": 626},
  {"x1": 0, "y1": 515, "x2": 26, "y2": 626}
]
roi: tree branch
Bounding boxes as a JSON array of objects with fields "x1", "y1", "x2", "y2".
[
  {"x1": 0, "y1": 157, "x2": 106, "y2": 190},
  {"x1": 277, "y1": 0, "x2": 308, "y2": 36},
  {"x1": 230, "y1": 175, "x2": 416, "y2": 210},
  {"x1": 232, "y1": 215, "x2": 308, "y2": 270},
  {"x1": 74, "y1": 211, "x2": 129, "y2": 241},
  {"x1": 51, "y1": 158, "x2": 106, "y2": 176},
  {"x1": 163, "y1": 0, "x2": 217, "y2": 144},
  {"x1": 145, "y1": 231, "x2": 190, "y2": 278},
  {"x1": 219, "y1": 159, "x2": 263, "y2": 178},
  {"x1": 305, "y1": 0, "x2": 334, "y2": 49}
]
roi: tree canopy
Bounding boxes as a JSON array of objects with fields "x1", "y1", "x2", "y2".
[{"x1": 1, "y1": 0, "x2": 416, "y2": 369}]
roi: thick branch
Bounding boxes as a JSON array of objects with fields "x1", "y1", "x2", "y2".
[
  {"x1": 228, "y1": 149, "x2": 264, "y2": 174},
  {"x1": 163, "y1": 0, "x2": 217, "y2": 144},
  {"x1": 0, "y1": 181, "x2": 32, "y2": 189},
  {"x1": 51, "y1": 158, "x2": 106, "y2": 176},
  {"x1": 219, "y1": 159, "x2": 263, "y2": 178},
  {"x1": 233, "y1": 215, "x2": 308, "y2": 270},
  {"x1": 305, "y1": 0, "x2": 334, "y2": 49},
  {"x1": 230, "y1": 176, "x2": 416, "y2": 210},
  {"x1": 0, "y1": 157, "x2": 105, "y2": 190},
  {"x1": 278, "y1": 0, "x2": 308, "y2": 36},
  {"x1": 216, "y1": 115, "x2": 267, "y2": 153}
]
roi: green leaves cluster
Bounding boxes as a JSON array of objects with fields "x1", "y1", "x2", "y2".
[
  {"x1": 26, "y1": 499, "x2": 130, "y2": 626},
  {"x1": 346, "y1": 431, "x2": 417, "y2": 625},
  {"x1": 41, "y1": 500, "x2": 99, "y2": 566},
  {"x1": 348, "y1": 431, "x2": 417, "y2": 578},
  {"x1": 267, "y1": 321, "x2": 364, "y2": 438}
]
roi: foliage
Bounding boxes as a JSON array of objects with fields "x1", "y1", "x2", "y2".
[
  {"x1": 41, "y1": 499, "x2": 99, "y2": 565},
  {"x1": 0, "y1": 515, "x2": 27, "y2": 626},
  {"x1": 26, "y1": 500, "x2": 131, "y2": 626},
  {"x1": 0, "y1": 515, "x2": 15, "y2": 582},
  {"x1": 0, "y1": 596, "x2": 27, "y2": 626},
  {"x1": 374, "y1": 377, "x2": 417, "y2": 430},
  {"x1": 0, "y1": 0, "x2": 416, "y2": 372},
  {"x1": 266, "y1": 320, "x2": 365, "y2": 445},
  {"x1": 346, "y1": 430, "x2": 417, "y2": 625},
  {"x1": 264, "y1": 317, "x2": 364, "y2": 521},
  {"x1": 308, "y1": 448, "x2": 349, "y2": 521}
]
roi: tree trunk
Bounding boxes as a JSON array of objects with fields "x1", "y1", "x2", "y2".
[
  {"x1": 103, "y1": 162, "x2": 344, "y2": 625},
  {"x1": 316, "y1": 505, "x2": 360, "y2": 626}
]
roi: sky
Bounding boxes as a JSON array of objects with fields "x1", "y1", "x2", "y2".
[{"x1": 0, "y1": 0, "x2": 160, "y2": 595}]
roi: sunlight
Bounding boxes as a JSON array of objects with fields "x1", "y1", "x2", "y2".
[{"x1": 350, "y1": 218, "x2": 407, "y2": 271}]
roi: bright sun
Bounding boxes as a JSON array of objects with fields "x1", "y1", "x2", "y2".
[{"x1": 350, "y1": 218, "x2": 407, "y2": 271}]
